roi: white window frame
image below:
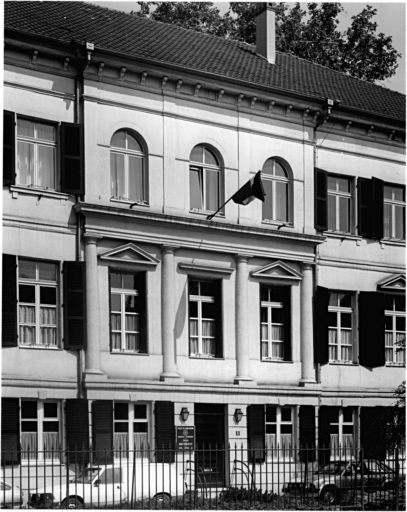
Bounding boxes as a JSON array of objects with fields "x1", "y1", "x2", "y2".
[
  {"x1": 328, "y1": 292, "x2": 354, "y2": 363},
  {"x1": 330, "y1": 408, "x2": 355, "y2": 459},
  {"x1": 113, "y1": 402, "x2": 150, "y2": 460},
  {"x1": 261, "y1": 288, "x2": 284, "y2": 361},
  {"x1": 110, "y1": 131, "x2": 147, "y2": 204},
  {"x1": 16, "y1": 118, "x2": 57, "y2": 191},
  {"x1": 385, "y1": 296, "x2": 406, "y2": 365},
  {"x1": 189, "y1": 280, "x2": 216, "y2": 357},
  {"x1": 265, "y1": 405, "x2": 294, "y2": 459},
  {"x1": 20, "y1": 400, "x2": 61, "y2": 463},
  {"x1": 327, "y1": 175, "x2": 353, "y2": 233},
  {"x1": 262, "y1": 159, "x2": 291, "y2": 223},
  {"x1": 189, "y1": 146, "x2": 222, "y2": 214},
  {"x1": 110, "y1": 273, "x2": 141, "y2": 353},
  {"x1": 383, "y1": 184, "x2": 405, "y2": 240},
  {"x1": 17, "y1": 259, "x2": 59, "y2": 348}
]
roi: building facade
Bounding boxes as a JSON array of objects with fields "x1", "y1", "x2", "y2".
[{"x1": 2, "y1": 1, "x2": 406, "y2": 490}]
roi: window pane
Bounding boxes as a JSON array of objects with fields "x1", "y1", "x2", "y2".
[
  {"x1": 265, "y1": 424, "x2": 276, "y2": 434},
  {"x1": 17, "y1": 119, "x2": 35, "y2": 138},
  {"x1": 39, "y1": 262, "x2": 57, "y2": 281},
  {"x1": 339, "y1": 196, "x2": 350, "y2": 232},
  {"x1": 115, "y1": 403, "x2": 128, "y2": 420},
  {"x1": 393, "y1": 186, "x2": 404, "y2": 202},
  {"x1": 281, "y1": 408, "x2": 291, "y2": 422},
  {"x1": 383, "y1": 186, "x2": 392, "y2": 200},
  {"x1": 328, "y1": 194, "x2": 336, "y2": 230},
  {"x1": 19, "y1": 285, "x2": 35, "y2": 303},
  {"x1": 134, "y1": 405, "x2": 147, "y2": 419},
  {"x1": 270, "y1": 287, "x2": 286, "y2": 303},
  {"x1": 43, "y1": 421, "x2": 59, "y2": 432},
  {"x1": 383, "y1": 203, "x2": 391, "y2": 238},
  {"x1": 266, "y1": 407, "x2": 276, "y2": 423},
  {"x1": 123, "y1": 274, "x2": 136, "y2": 290},
  {"x1": 204, "y1": 147, "x2": 218, "y2": 166},
  {"x1": 40, "y1": 307, "x2": 56, "y2": 325},
  {"x1": 396, "y1": 316, "x2": 405, "y2": 331},
  {"x1": 261, "y1": 307, "x2": 268, "y2": 323},
  {"x1": 343, "y1": 408, "x2": 353, "y2": 422},
  {"x1": 200, "y1": 281, "x2": 215, "y2": 297},
  {"x1": 262, "y1": 179, "x2": 273, "y2": 220},
  {"x1": 128, "y1": 156, "x2": 144, "y2": 201},
  {"x1": 21, "y1": 422, "x2": 38, "y2": 432},
  {"x1": 40, "y1": 287, "x2": 56, "y2": 305},
  {"x1": 125, "y1": 315, "x2": 139, "y2": 332},
  {"x1": 261, "y1": 287, "x2": 268, "y2": 302},
  {"x1": 339, "y1": 294, "x2": 352, "y2": 308},
  {"x1": 189, "y1": 280, "x2": 199, "y2": 296},
  {"x1": 202, "y1": 301, "x2": 215, "y2": 319},
  {"x1": 274, "y1": 162, "x2": 287, "y2": 178},
  {"x1": 124, "y1": 295, "x2": 136, "y2": 313},
  {"x1": 275, "y1": 181, "x2": 288, "y2": 222},
  {"x1": 384, "y1": 315, "x2": 393, "y2": 331},
  {"x1": 110, "y1": 153, "x2": 125, "y2": 197},
  {"x1": 205, "y1": 169, "x2": 219, "y2": 212},
  {"x1": 281, "y1": 424, "x2": 292, "y2": 434},
  {"x1": 271, "y1": 308, "x2": 283, "y2": 324},
  {"x1": 127, "y1": 133, "x2": 142, "y2": 152},
  {"x1": 17, "y1": 141, "x2": 34, "y2": 186},
  {"x1": 44, "y1": 403, "x2": 58, "y2": 418},
  {"x1": 19, "y1": 260, "x2": 36, "y2": 279},
  {"x1": 22, "y1": 401, "x2": 37, "y2": 419},
  {"x1": 262, "y1": 159, "x2": 273, "y2": 176},
  {"x1": 395, "y1": 205, "x2": 405, "y2": 239},
  {"x1": 189, "y1": 301, "x2": 198, "y2": 318},
  {"x1": 190, "y1": 146, "x2": 203, "y2": 163},
  {"x1": 111, "y1": 294, "x2": 121, "y2": 312},
  {"x1": 329, "y1": 293, "x2": 338, "y2": 307},
  {"x1": 190, "y1": 168, "x2": 203, "y2": 209},
  {"x1": 114, "y1": 423, "x2": 129, "y2": 433},
  {"x1": 337, "y1": 177, "x2": 350, "y2": 193},
  {"x1": 134, "y1": 423, "x2": 148, "y2": 433},
  {"x1": 111, "y1": 131, "x2": 126, "y2": 149},
  {"x1": 110, "y1": 273, "x2": 122, "y2": 289},
  {"x1": 327, "y1": 176, "x2": 336, "y2": 191},
  {"x1": 341, "y1": 314, "x2": 352, "y2": 328},
  {"x1": 343, "y1": 425, "x2": 353, "y2": 435},
  {"x1": 38, "y1": 145, "x2": 55, "y2": 189},
  {"x1": 328, "y1": 312, "x2": 337, "y2": 327},
  {"x1": 394, "y1": 296, "x2": 405, "y2": 312},
  {"x1": 37, "y1": 123, "x2": 55, "y2": 142}
]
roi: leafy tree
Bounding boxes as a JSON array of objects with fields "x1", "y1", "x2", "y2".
[{"x1": 136, "y1": 2, "x2": 401, "y2": 83}]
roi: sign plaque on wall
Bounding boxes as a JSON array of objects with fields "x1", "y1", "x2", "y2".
[{"x1": 176, "y1": 426, "x2": 195, "y2": 450}]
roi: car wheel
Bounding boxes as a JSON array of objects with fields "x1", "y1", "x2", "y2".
[
  {"x1": 61, "y1": 497, "x2": 83, "y2": 509},
  {"x1": 320, "y1": 486, "x2": 338, "y2": 505},
  {"x1": 154, "y1": 493, "x2": 171, "y2": 508}
]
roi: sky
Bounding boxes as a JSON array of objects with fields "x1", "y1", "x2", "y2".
[{"x1": 89, "y1": 1, "x2": 406, "y2": 95}]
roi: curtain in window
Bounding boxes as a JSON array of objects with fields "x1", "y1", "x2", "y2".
[
  {"x1": 262, "y1": 342, "x2": 269, "y2": 358},
  {"x1": 262, "y1": 180, "x2": 273, "y2": 220},
  {"x1": 125, "y1": 334, "x2": 139, "y2": 351},
  {"x1": 19, "y1": 326, "x2": 36, "y2": 344},
  {"x1": 114, "y1": 433, "x2": 129, "y2": 458},
  {"x1": 40, "y1": 307, "x2": 56, "y2": 345},
  {"x1": 385, "y1": 332, "x2": 393, "y2": 362},
  {"x1": 128, "y1": 156, "x2": 144, "y2": 201},
  {"x1": 330, "y1": 434, "x2": 353, "y2": 458},
  {"x1": 134, "y1": 433, "x2": 148, "y2": 458},
  {"x1": 43, "y1": 433, "x2": 59, "y2": 459},
  {"x1": 341, "y1": 330, "x2": 352, "y2": 361},
  {"x1": 275, "y1": 181, "x2": 288, "y2": 222},
  {"x1": 38, "y1": 145, "x2": 55, "y2": 189},
  {"x1": 21, "y1": 433, "x2": 37, "y2": 459},
  {"x1": 339, "y1": 197, "x2": 350, "y2": 232},
  {"x1": 266, "y1": 434, "x2": 292, "y2": 458},
  {"x1": 396, "y1": 333, "x2": 405, "y2": 363},
  {"x1": 328, "y1": 329, "x2": 337, "y2": 360},
  {"x1": 111, "y1": 334, "x2": 121, "y2": 350},
  {"x1": 110, "y1": 153, "x2": 125, "y2": 198},
  {"x1": 272, "y1": 325, "x2": 283, "y2": 340},
  {"x1": 271, "y1": 341, "x2": 284, "y2": 359},
  {"x1": 202, "y1": 319, "x2": 215, "y2": 355},
  {"x1": 17, "y1": 141, "x2": 34, "y2": 186},
  {"x1": 383, "y1": 203, "x2": 391, "y2": 238},
  {"x1": 395, "y1": 205, "x2": 405, "y2": 239},
  {"x1": 111, "y1": 313, "x2": 121, "y2": 350},
  {"x1": 328, "y1": 195, "x2": 336, "y2": 230},
  {"x1": 205, "y1": 169, "x2": 219, "y2": 212},
  {"x1": 189, "y1": 319, "x2": 198, "y2": 354}
]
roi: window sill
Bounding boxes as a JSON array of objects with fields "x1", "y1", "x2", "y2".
[
  {"x1": 385, "y1": 363, "x2": 405, "y2": 368},
  {"x1": 190, "y1": 209, "x2": 224, "y2": 218},
  {"x1": 261, "y1": 358, "x2": 293, "y2": 364},
  {"x1": 21, "y1": 459, "x2": 60, "y2": 466},
  {"x1": 110, "y1": 198, "x2": 150, "y2": 207},
  {"x1": 19, "y1": 344, "x2": 62, "y2": 350},
  {"x1": 189, "y1": 355, "x2": 224, "y2": 360},
  {"x1": 111, "y1": 350, "x2": 149, "y2": 356},
  {"x1": 325, "y1": 231, "x2": 361, "y2": 242},
  {"x1": 10, "y1": 185, "x2": 70, "y2": 201},
  {"x1": 328, "y1": 361, "x2": 358, "y2": 366},
  {"x1": 380, "y1": 238, "x2": 406, "y2": 247},
  {"x1": 261, "y1": 220, "x2": 294, "y2": 229}
]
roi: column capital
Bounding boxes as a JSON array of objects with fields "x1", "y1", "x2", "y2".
[
  {"x1": 301, "y1": 262, "x2": 314, "y2": 272},
  {"x1": 161, "y1": 244, "x2": 180, "y2": 254},
  {"x1": 83, "y1": 233, "x2": 103, "y2": 245},
  {"x1": 235, "y1": 253, "x2": 252, "y2": 263}
]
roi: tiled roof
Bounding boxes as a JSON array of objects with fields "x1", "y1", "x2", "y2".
[{"x1": 5, "y1": 1, "x2": 406, "y2": 122}]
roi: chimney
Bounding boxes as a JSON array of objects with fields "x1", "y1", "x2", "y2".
[{"x1": 256, "y1": 3, "x2": 276, "y2": 64}]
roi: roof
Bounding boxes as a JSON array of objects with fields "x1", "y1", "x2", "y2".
[{"x1": 5, "y1": 1, "x2": 406, "y2": 122}]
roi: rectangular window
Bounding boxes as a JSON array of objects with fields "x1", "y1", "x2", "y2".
[
  {"x1": 18, "y1": 259, "x2": 58, "y2": 347},
  {"x1": 17, "y1": 118, "x2": 57, "y2": 190},
  {"x1": 327, "y1": 175, "x2": 353, "y2": 233},
  {"x1": 265, "y1": 406, "x2": 293, "y2": 458},
  {"x1": 189, "y1": 280, "x2": 218, "y2": 357},
  {"x1": 329, "y1": 408, "x2": 355, "y2": 459},
  {"x1": 110, "y1": 272, "x2": 146, "y2": 353},
  {"x1": 21, "y1": 400, "x2": 60, "y2": 461},
  {"x1": 328, "y1": 292, "x2": 354, "y2": 363},
  {"x1": 383, "y1": 185, "x2": 405, "y2": 240},
  {"x1": 113, "y1": 402, "x2": 149, "y2": 459},
  {"x1": 261, "y1": 286, "x2": 285, "y2": 360},
  {"x1": 385, "y1": 295, "x2": 406, "y2": 364}
]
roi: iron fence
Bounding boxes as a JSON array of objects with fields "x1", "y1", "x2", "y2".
[{"x1": 1, "y1": 445, "x2": 405, "y2": 509}]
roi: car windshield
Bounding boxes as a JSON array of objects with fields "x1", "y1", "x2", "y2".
[
  {"x1": 317, "y1": 462, "x2": 348, "y2": 475},
  {"x1": 72, "y1": 468, "x2": 101, "y2": 483}
]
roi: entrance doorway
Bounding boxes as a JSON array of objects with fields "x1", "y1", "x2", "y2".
[{"x1": 195, "y1": 403, "x2": 225, "y2": 487}]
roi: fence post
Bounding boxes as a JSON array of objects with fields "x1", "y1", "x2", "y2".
[
  {"x1": 360, "y1": 447, "x2": 364, "y2": 511},
  {"x1": 395, "y1": 446, "x2": 399, "y2": 511}
]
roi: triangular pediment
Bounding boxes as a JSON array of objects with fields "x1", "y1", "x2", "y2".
[
  {"x1": 377, "y1": 274, "x2": 406, "y2": 291},
  {"x1": 99, "y1": 243, "x2": 159, "y2": 268},
  {"x1": 250, "y1": 260, "x2": 303, "y2": 281}
]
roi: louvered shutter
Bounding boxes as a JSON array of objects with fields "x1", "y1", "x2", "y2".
[
  {"x1": 3, "y1": 111, "x2": 15, "y2": 186},
  {"x1": 61, "y1": 123, "x2": 84, "y2": 195},
  {"x1": 314, "y1": 168, "x2": 328, "y2": 231},
  {"x1": 318, "y1": 406, "x2": 337, "y2": 466},
  {"x1": 359, "y1": 292, "x2": 385, "y2": 367},
  {"x1": 155, "y1": 401, "x2": 175, "y2": 462},
  {"x1": 372, "y1": 178, "x2": 384, "y2": 239},
  {"x1": 63, "y1": 262, "x2": 86, "y2": 349},
  {"x1": 282, "y1": 286, "x2": 292, "y2": 361},
  {"x1": 247, "y1": 404, "x2": 265, "y2": 463},
  {"x1": 314, "y1": 286, "x2": 330, "y2": 364},
  {"x1": 299, "y1": 406, "x2": 316, "y2": 462},
  {"x1": 360, "y1": 407, "x2": 386, "y2": 460},
  {"x1": 358, "y1": 178, "x2": 373, "y2": 238},
  {"x1": 66, "y1": 399, "x2": 90, "y2": 464},
  {"x1": 135, "y1": 273, "x2": 148, "y2": 354},
  {"x1": 1, "y1": 398, "x2": 20, "y2": 464},
  {"x1": 2, "y1": 254, "x2": 17, "y2": 347},
  {"x1": 92, "y1": 400, "x2": 113, "y2": 464},
  {"x1": 213, "y1": 280, "x2": 223, "y2": 358}
]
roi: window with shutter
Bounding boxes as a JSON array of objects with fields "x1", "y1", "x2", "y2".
[
  {"x1": 384, "y1": 295, "x2": 406, "y2": 364},
  {"x1": 327, "y1": 175, "x2": 354, "y2": 233},
  {"x1": 383, "y1": 183, "x2": 405, "y2": 240},
  {"x1": 265, "y1": 405, "x2": 293, "y2": 459},
  {"x1": 359, "y1": 292, "x2": 385, "y2": 367},
  {"x1": 260, "y1": 285, "x2": 291, "y2": 361},
  {"x1": 327, "y1": 292, "x2": 355, "y2": 363},
  {"x1": 2, "y1": 254, "x2": 17, "y2": 347},
  {"x1": 63, "y1": 262, "x2": 86, "y2": 350},
  {"x1": 113, "y1": 402, "x2": 149, "y2": 460},
  {"x1": 155, "y1": 401, "x2": 175, "y2": 463}
]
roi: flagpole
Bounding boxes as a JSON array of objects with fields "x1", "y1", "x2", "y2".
[{"x1": 206, "y1": 196, "x2": 234, "y2": 221}]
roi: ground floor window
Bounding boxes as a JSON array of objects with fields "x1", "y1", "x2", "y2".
[
  {"x1": 21, "y1": 400, "x2": 60, "y2": 461},
  {"x1": 113, "y1": 402, "x2": 149, "y2": 458},
  {"x1": 265, "y1": 406, "x2": 293, "y2": 458},
  {"x1": 329, "y1": 408, "x2": 354, "y2": 458}
]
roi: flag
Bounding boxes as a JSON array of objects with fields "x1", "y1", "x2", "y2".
[{"x1": 232, "y1": 171, "x2": 266, "y2": 205}]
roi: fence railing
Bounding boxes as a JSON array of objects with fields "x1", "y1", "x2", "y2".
[{"x1": 1, "y1": 445, "x2": 405, "y2": 510}]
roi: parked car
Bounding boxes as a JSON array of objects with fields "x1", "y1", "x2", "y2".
[
  {"x1": 283, "y1": 460, "x2": 401, "y2": 505},
  {"x1": 28, "y1": 460, "x2": 186, "y2": 508},
  {"x1": 0, "y1": 479, "x2": 24, "y2": 509}
]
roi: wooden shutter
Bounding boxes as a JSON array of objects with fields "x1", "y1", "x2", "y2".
[
  {"x1": 247, "y1": 404, "x2": 265, "y2": 463},
  {"x1": 314, "y1": 286, "x2": 330, "y2": 364},
  {"x1": 314, "y1": 168, "x2": 328, "y2": 231},
  {"x1": 358, "y1": 178, "x2": 373, "y2": 238},
  {"x1": 299, "y1": 406, "x2": 316, "y2": 462},
  {"x1": 360, "y1": 407, "x2": 386, "y2": 460},
  {"x1": 2, "y1": 254, "x2": 17, "y2": 347},
  {"x1": 66, "y1": 399, "x2": 90, "y2": 464},
  {"x1": 135, "y1": 273, "x2": 148, "y2": 354},
  {"x1": 63, "y1": 262, "x2": 86, "y2": 349},
  {"x1": 359, "y1": 292, "x2": 385, "y2": 367},
  {"x1": 155, "y1": 401, "x2": 175, "y2": 462},
  {"x1": 372, "y1": 177, "x2": 384, "y2": 239},
  {"x1": 1, "y1": 398, "x2": 20, "y2": 464},
  {"x1": 282, "y1": 286, "x2": 292, "y2": 361},
  {"x1": 92, "y1": 400, "x2": 113, "y2": 464},
  {"x1": 318, "y1": 406, "x2": 337, "y2": 466},
  {"x1": 214, "y1": 280, "x2": 223, "y2": 358},
  {"x1": 3, "y1": 111, "x2": 16, "y2": 186},
  {"x1": 61, "y1": 122, "x2": 84, "y2": 195}
]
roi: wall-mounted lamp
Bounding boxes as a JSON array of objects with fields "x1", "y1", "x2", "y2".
[
  {"x1": 180, "y1": 407, "x2": 189, "y2": 422},
  {"x1": 234, "y1": 409, "x2": 243, "y2": 423}
]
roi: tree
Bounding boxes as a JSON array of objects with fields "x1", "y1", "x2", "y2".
[{"x1": 136, "y1": 2, "x2": 401, "y2": 83}]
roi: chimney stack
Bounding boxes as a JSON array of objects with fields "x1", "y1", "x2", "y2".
[{"x1": 256, "y1": 3, "x2": 276, "y2": 64}]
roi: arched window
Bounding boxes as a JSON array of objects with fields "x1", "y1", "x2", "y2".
[
  {"x1": 110, "y1": 130, "x2": 147, "y2": 203},
  {"x1": 262, "y1": 158, "x2": 291, "y2": 223},
  {"x1": 190, "y1": 145, "x2": 222, "y2": 213}
]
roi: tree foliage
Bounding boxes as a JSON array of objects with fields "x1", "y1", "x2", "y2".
[{"x1": 136, "y1": 2, "x2": 401, "y2": 83}]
